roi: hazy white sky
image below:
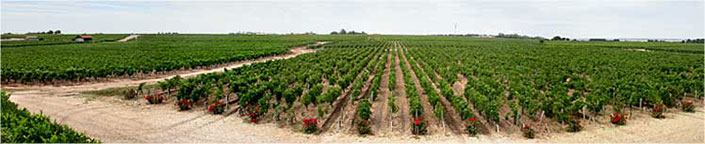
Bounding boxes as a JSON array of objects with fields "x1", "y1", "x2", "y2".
[{"x1": 1, "y1": 0, "x2": 703, "y2": 38}]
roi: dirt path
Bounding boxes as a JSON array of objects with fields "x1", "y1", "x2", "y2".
[
  {"x1": 320, "y1": 48, "x2": 382, "y2": 134},
  {"x1": 118, "y1": 35, "x2": 140, "y2": 42},
  {"x1": 2, "y1": 42, "x2": 327, "y2": 142},
  {"x1": 546, "y1": 109, "x2": 704, "y2": 143},
  {"x1": 398, "y1": 43, "x2": 442, "y2": 134},
  {"x1": 335, "y1": 53, "x2": 382, "y2": 134},
  {"x1": 9, "y1": 87, "x2": 703, "y2": 143},
  {"x1": 409, "y1": 54, "x2": 466, "y2": 135},
  {"x1": 392, "y1": 48, "x2": 412, "y2": 136},
  {"x1": 370, "y1": 49, "x2": 392, "y2": 135},
  {"x1": 452, "y1": 74, "x2": 468, "y2": 96},
  {"x1": 3, "y1": 42, "x2": 326, "y2": 93}
]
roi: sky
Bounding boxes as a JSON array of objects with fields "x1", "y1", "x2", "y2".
[{"x1": 1, "y1": 0, "x2": 703, "y2": 39}]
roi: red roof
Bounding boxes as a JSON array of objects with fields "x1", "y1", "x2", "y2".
[{"x1": 77, "y1": 35, "x2": 92, "y2": 38}]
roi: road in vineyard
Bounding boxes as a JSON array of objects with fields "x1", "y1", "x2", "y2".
[
  {"x1": 392, "y1": 45, "x2": 413, "y2": 136},
  {"x1": 370, "y1": 49, "x2": 392, "y2": 135},
  {"x1": 117, "y1": 34, "x2": 140, "y2": 42},
  {"x1": 1, "y1": 41, "x2": 703, "y2": 142}
]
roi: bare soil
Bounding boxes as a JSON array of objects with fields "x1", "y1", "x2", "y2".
[
  {"x1": 452, "y1": 74, "x2": 468, "y2": 96},
  {"x1": 370, "y1": 50, "x2": 392, "y2": 135},
  {"x1": 335, "y1": 54, "x2": 381, "y2": 134},
  {"x1": 118, "y1": 35, "x2": 140, "y2": 42},
  {"x1": 398, "y1": 44, "x2": 441, "y2": 134},
  {"x1": 320, "y1": 49, "x2": 382, "y2": 134},
  {"x1": 409, "y1": 55, "x2": 465, "y2": 135},
  {"x1": 392, "y1": 48, "x2": 413, "y2": 136}
]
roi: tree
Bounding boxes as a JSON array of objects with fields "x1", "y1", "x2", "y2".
[
  {"x1": 551, "y1": 36, "x2": 571, "y2": 41},
  {"x1": 330, "y1": 31, "x2": 338, "y2": 35},
  {"x1": 55, "y1": 30, "x2": 61, "y2": 34},
  {"x1": 47, "y1": 30, "x2": 54, "y2": 34},
  {"x1": 339, "y1": 29, "x2": 347, "y2": 34}
]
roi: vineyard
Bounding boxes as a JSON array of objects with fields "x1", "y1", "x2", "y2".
[
  {"x1": 1, "y1": 34, "x2": 366, "y2": 84},
  {"x1": 0, "y1": 34, "x2": 128, "y2": 47},
  {"x1": 1, "y1": 34, "x2": 702, "y2": 142},
  {"x1": 119, "y1": 35, "x2": 702, "y2": 138}
]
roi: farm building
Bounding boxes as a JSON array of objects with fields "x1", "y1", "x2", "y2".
[{"x1": 74, "y1": 35, "x2": 93, "y2": 42}]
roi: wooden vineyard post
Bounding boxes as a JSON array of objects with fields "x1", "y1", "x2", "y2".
[
  {"x1": 629, "y1": 101, "x2": 632, "y2": 113},
  {"x1": 639, "y1": 98, "x2": 643, "y2": 111},
  {"x1": 390, "y1": 111, "x2": 393, "y2": 133},
  {"x1": 539, "y1": 111, "x2": 545, "y2": 122},
  {"x1": 582, "y1": 98, "x2": 587, "y2": 120},
  {"x1": 339, "y1": 106, "x2": 344, "y2": 130},
  {"x1": 415, "y1": 110, "x2": 418, "y2": 134},
  {"x1": 442, "y1": 110, "x2": 445, "y2": 134},
  {"x1": 226, "y1": 94, "x2": 229, "y2": 110},
  {"x1": 582, "y1": 105, "x2": 587, "y2": 120}
]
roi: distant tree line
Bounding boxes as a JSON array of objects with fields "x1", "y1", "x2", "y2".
[
  {"x1": 496, "y1": 33, "x2": 543, "y2": 39},
  {"x1": 436, "y1": 34, "x2": 482, "y2": 37},
  {"x1": 551, "y1": 36, "x2": 571, "y2": 41},
  {"x1": 330, "y1": 29, "x2": 366, "y2": 35},
  {"x1": 156, "y1": 32, "x2": 179, "y2": 34},
  {"x1": 682, "y1": 39, "x2": 704, "y2": 43},
  {"x1": 24, "y1": 30, "x2": 61, "y2": 35}
]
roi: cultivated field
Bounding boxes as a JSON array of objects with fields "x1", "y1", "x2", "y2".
[
  {"x1": 0, "y1": 34, "x2": 128, "y2": 47},
  {"x1": 1, "y1": 34, "x2": 703, "y2": 143}
]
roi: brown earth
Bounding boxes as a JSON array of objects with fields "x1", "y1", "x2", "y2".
[
  {"x1": 369, "y1": 49, "x2": 396, "y2": 135},
  {"x1": 398, "y1": 43, "x2": 442, "y2": 134},
  {"x1": 452, "y1": 74, "x2": 468, "y2": 96},
  {"x1": 392, "y1": 46, "x2": 413, "y2": 136},
  {"x1": 320, "y1": 48, "x2": 382, "y2": 134},
  {"x1": 336, "y1": 53, "x2": 382, "y2": 134},
  {"x1": 408, "y1": 54, "x2": 466, "y2": 135}
]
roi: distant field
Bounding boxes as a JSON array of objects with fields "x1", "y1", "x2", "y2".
[
  {"x1": 0, "y1": 34, "x2": 128, "y2": 47},
  {"x1": 1, "y1": 34, "x2": 352, "y2": 83},
  {"x1": 546, "y1": 41, "x2": 703, "y2": 53}
]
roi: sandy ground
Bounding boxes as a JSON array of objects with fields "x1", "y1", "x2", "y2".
[
  {"x1": 0, "y1": 38, "x2": 26, "y2": 41},
  {"x1": 118, "y1": 35, "x2": 140, "y2": 42},
  {"x1": 3, "y1": 41, "x2": 704, "y2": 143},
  {"x1": 9, "y1": 87, "x2": 703, "y2": 143}
]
